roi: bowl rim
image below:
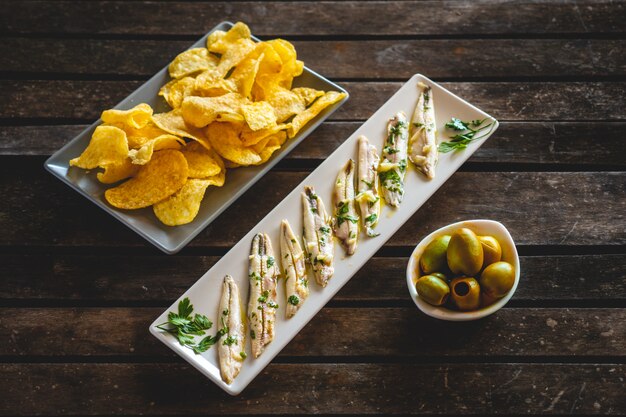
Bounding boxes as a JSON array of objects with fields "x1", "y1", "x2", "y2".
[{"x1": 406, "y1": 219, "x2": 520, "y2": 321}]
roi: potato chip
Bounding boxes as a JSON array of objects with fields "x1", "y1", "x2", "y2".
[
  {"x1": 266, "y1": 87, "x2": 306, "y2": 123},
  {"x1": 101, "y1": 103, "x2": 153, "y2": 129},
  {"x1": 152, "y1": 109, "x2": 208, "y2": 145},
  {"x1": 287, "y1": 91, "x2": 346, "y2": 138},
  {"x1": 70, "y1": 125, "x2": 129, "y2": 169},
  {"x1": 229, "y1": 53, "x2": 263, "y2": 99},
  {"x1": 159, "y1": 76, "x2": 196, "y2": 109},
  {"x1": 128, "y1": 134, "x2": 184, "y2": 165},
  {"x1": 240, "y1": 123, "x2": 288, "y2": 146},
  {"x1": 168, "y1": 48, "x2": 218, "y2": 79},
  {"x1": 207, "y1": 22, "x2": 252, "y2": 54},
  {"x1": 181, "y1": 141, "x2": 222, "y2": 178},
  {"x1": 153, "y1": 179, "x2": 212, "y2": 226},
  {"x1": 97, "y1": 158, "x2": 140, "y2": 184},
  {"x1": 107, "y1": 122, "x2": 169, "y2": 149},
  {"x1": 194, "y1": 69, "x2": 237, "y2": 97},
  {"x1": 105, "y1": 149, "x2": 188, "y2": 209},
  {"x1": 241, "y1": 101, "x2": 277, "y2": 131},
  {"x1": 265, "y1": 39, "x2": 303, "y2": 88},
  {"x1": 256, "y1": 131, "x2": 286, "y2": 165},
  {"x1": 205, "y1": 122, "x2": 261, "y2": 166},
  {"x1": 181, "y1": 93, "x2": 247, "y2": 127},
  {"x1": 292, "y1": 87, "x2": 325, "y2": 106},
  {"x1": 215, "y1": 38, "x2": 256, "y2": 77}
]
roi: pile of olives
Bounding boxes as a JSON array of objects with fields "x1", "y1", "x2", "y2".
[{"x1": 415, "y1": 227, "x2": 515, "y2": 311}]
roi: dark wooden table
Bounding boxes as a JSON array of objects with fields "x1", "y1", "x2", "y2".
[{"x1": 1, "y1": 1, "x2": 625, "y2": 415}]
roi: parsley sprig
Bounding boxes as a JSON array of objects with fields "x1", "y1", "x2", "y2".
[
  {"x1": 156, "y1": 297, "x2": 227, "y2": 354},
  {"x1": 439, "y1": 118, "x2": 495, "y2": 153}
]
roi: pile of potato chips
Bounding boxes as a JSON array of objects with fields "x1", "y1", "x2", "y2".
[{"x1": 69, "y1": 22, "x2": 346, "y2": 226}]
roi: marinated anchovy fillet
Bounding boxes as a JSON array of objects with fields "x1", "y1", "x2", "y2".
[
  {"x1": 302, "y1": 186, "x2": 334, "y2": 287},
  {"x1": 248, "y1": 233, "x2": 278, "y2": 358},
  {"x1": 408, "y1": 82, "x2": 438, "y2": 178},
  {"x1": 280, "y1": 220, "x2": 309, "y2": 318},
  {"x1": 333, "y1": 159, "x2": 359, "y2": 255},
  {"x1": 379, "y1": 112, "x2": 409, "y2": 207},
  {"x1": 218, "y1": 275, "x2": 246, "y2": 384},
  {"x1": 356, "y1": 135, "x2": 381, "y2": 237}
]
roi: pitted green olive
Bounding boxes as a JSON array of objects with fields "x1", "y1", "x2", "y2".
[
  {"x1": 450, "y1": 277, "x2": 481, "y2": 311},
  {"x1": 415, "y1": 275, "x2": 450, "y2": 306},
  {"x1": 480, "y1": 261, "x2": 515, "y2": 298},
  {"x1": 478, "y1": 235, "x2": 502, "y2": 268},
  {"x1": 447, "y1": 228, "x2": 484, "y2": 276},
  {"x1": 419, "y1": 235, "x2": 451, "y2": 274}
]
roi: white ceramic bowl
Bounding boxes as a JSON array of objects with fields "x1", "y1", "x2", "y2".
[{"x1": 406, "y1": 219, "x2": 520, "y2": 321}]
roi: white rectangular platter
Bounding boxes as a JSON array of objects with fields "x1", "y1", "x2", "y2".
[{"x1": 150, "y1": 74, "x2": 499, "y2": 395}]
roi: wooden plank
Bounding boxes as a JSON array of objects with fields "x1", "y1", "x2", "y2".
[
  {"x1": 0, "y1": 164, "x2": 623, "y2": 248},
  {"x1": 1, "y1": 1, "x2": 623, "y2": 36},
  {"x1": 2, "y1": 255, "x2": 624, "y2": 302},
  {"x1": 1, "y1": 81, "x2": 625, "y2": 121},
  {"x1": 1, "y1": 363, "x2": 623, "y2": 415},
  {"x1": 2, "y1": 122, "x2": 625, "y2": 168},
  {"x1": 1, "y1": 307, "x2": 624, "y2": 357},
  {"x1": 3, "y1": 38, "x2": 624, "y2": 79}
]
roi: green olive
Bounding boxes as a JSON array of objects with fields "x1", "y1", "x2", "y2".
[
  {"x1": 480, "y1": 261, "x2": 515, "y2": 298},
  {"x1": 478, "y1": 235, "x2": 502, "y2": 268},
  {"x1": 450, "y1": 277, "x2": 481, "y2": 311},
  {"x1": 447, "y1": 228, "x2": 484, "y2": 276},
  {"x1": 430, "y1": 272, "x2": 448, "y2": 282},
  {"x1": 419, "y1": 235, "x2": 451, "y2": 274},
  {"x1": 415, "y1": 275, "x2": 450, "y2": 306}
]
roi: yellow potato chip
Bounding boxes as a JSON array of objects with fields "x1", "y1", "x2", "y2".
[
  {"x1": 153, "y1": 178, "x2": 212, "y2": 226},
  {"x1": 194, "y1": 69, "x2": 237, "y2": 97},
  {"x1": 70, "y1": 125, "x2": 129, "y2": 169},
  {"x1": 101, "y1": 103, "x2": 153, "y2": 129},
  {"x1": 240, "y1": 123, "x2": 288, "y2": 146},
  {"x1": 205, "y1": 122, "x2": 261, "y2": 166},
  {"x1": 152, "y1": 109, "x2": 208, "y2": 145},
  {"x1": 159, "y1": 76, "x2": 196, "y2": 109},
  {"x1": 287, "y1": 91, "x2": 346, "y2": 138},
  {"x1": 241, "y1": 101, "x2": 277, "y2": 131},
  {"x1": 266, "y1": 87, "x2": 306, "y2": 123},
  {"x1": 229, "y1": 53, "x2": 263, "y2": 99},
  {"x1": 168, "y1": 48, "x2": 218, "y2": 79},
  {"x1": 181, "y1": 141, "x2": 222, "y2": 178},
  {"x1": 181, "y1": 93, "x2": 247, "y2": 127},
  {"x1": 105, "y1": 149, "x2": 188, "y2": 209},
  {"x1": 291, "y1": 87, "x2": 325, "y2": 106},
  {"x1": 97, "y1": 158, "x2": 140, "y2": 184},
  {"x1": 265, "y1": 39, "x2": 303, "y2": 88},
  {"x1": 256, "y1": 131, "x2": 286, "y2": 165},
  {"x1": 215, "y1": 38, "x2": 256, "y2": 77},
  {"x1": 128, "y1": 134, "x2": 184, "y2": 165},
  {"x1": 106, "y1": 122, "x2": 169, "y2": 149},
  {"x1": 207, "y1": 22, "x2": 252, "y2": 54}
]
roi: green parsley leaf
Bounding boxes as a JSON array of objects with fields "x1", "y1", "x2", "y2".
[
  {"x1": 445, "y1": 118, "x2": 469, "y2": 131},
  {"x1": 288, "y1": 295, "x2": 300, "y2": 306},
  {"x1": 364, "y1": 213, "x2": 377, "y2": 223},
  {"x1": 177, "y1": 297, "x2": 193, "y2": 319},
  {"x1": 267, "y1": 256, "x2": 275, "y2": 268}
]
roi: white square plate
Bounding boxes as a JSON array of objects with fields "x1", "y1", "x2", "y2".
[
  {"x1": 44, "y1": 21, "x2": 348, "y2": 254},
  {"x1": 150, "y1": 74, "x2": 499, "y2": 395}
]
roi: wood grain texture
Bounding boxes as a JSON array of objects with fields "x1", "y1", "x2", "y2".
[
  {"x1": 2, "y1": 38, "x2": 624, "y2": 79},
  {"x1": 1, "y1": 363, "x2": 624, "y2": 415},
  {"x1": 2, "y1": 81, "x2": 625, "y2": 122},
  {"x1": 1, "y1": 307, "x2": 624, "y2": 357},
  {"x1": 2, "y1": 255, "x2": 624, "y2": 302},
  {"x1": 1, "y1": 1, "x2": 624, "y2": 36},
  {"x1": 2, "y1": 122, "x2": 625, "y2": 168},
  {"x1": 0, "y1": 162, "x2": 623, "y2": 248}
]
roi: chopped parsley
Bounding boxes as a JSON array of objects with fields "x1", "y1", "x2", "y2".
[
  {"x1": 319, "y1": 226, "x2": 331, "y2": 234},
  {"x1": 288, "y1": 295, "x2": 300, "y2": 306},
  {"x1": 266, "y1": 256, "x2": 275, "y2": 268},
  {"x1": 223, "y1": 335, "x2": 238, "y2": 346},
  {"x1": 364, "y1": 213, "x2": 377, "y2": 224},
  {"x1": 257, "y1": 290, "x2": 269, "y2": 303},
  {"x1": 267, "y1": 301, "x2": 279, "y2": 309},
  {"x1": 361, "y1": 179, "x2": 373, "y2": 188},
  {"x1": 240, "y1": 351, "x2": 247, "y2": 359}
]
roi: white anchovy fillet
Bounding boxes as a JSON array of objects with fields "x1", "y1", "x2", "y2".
[
  {"x1": 280, "y1": 220, "x2": 309, "y2": 318},
  {"x1": 333, "y1": 159, "x2": 359, "y2": 255},
  {"x1": 218, "y1": 275, "x2": 246, "y2": 384},
  {"x1": 408, "y1": 82, "x2": 438, "y2": 179},
  {"x1": 379, "y1": 111, "x2": 409, "y2": 207},
  {"x1": 248, "y1": 233, "x2": 278, "y2": 358},
  {"x1": 356, "y1": 135, "x2": 381, "y2": 237},
  {"x1": 302, "y1": 186, "x2": 334, "y2": 287}
]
